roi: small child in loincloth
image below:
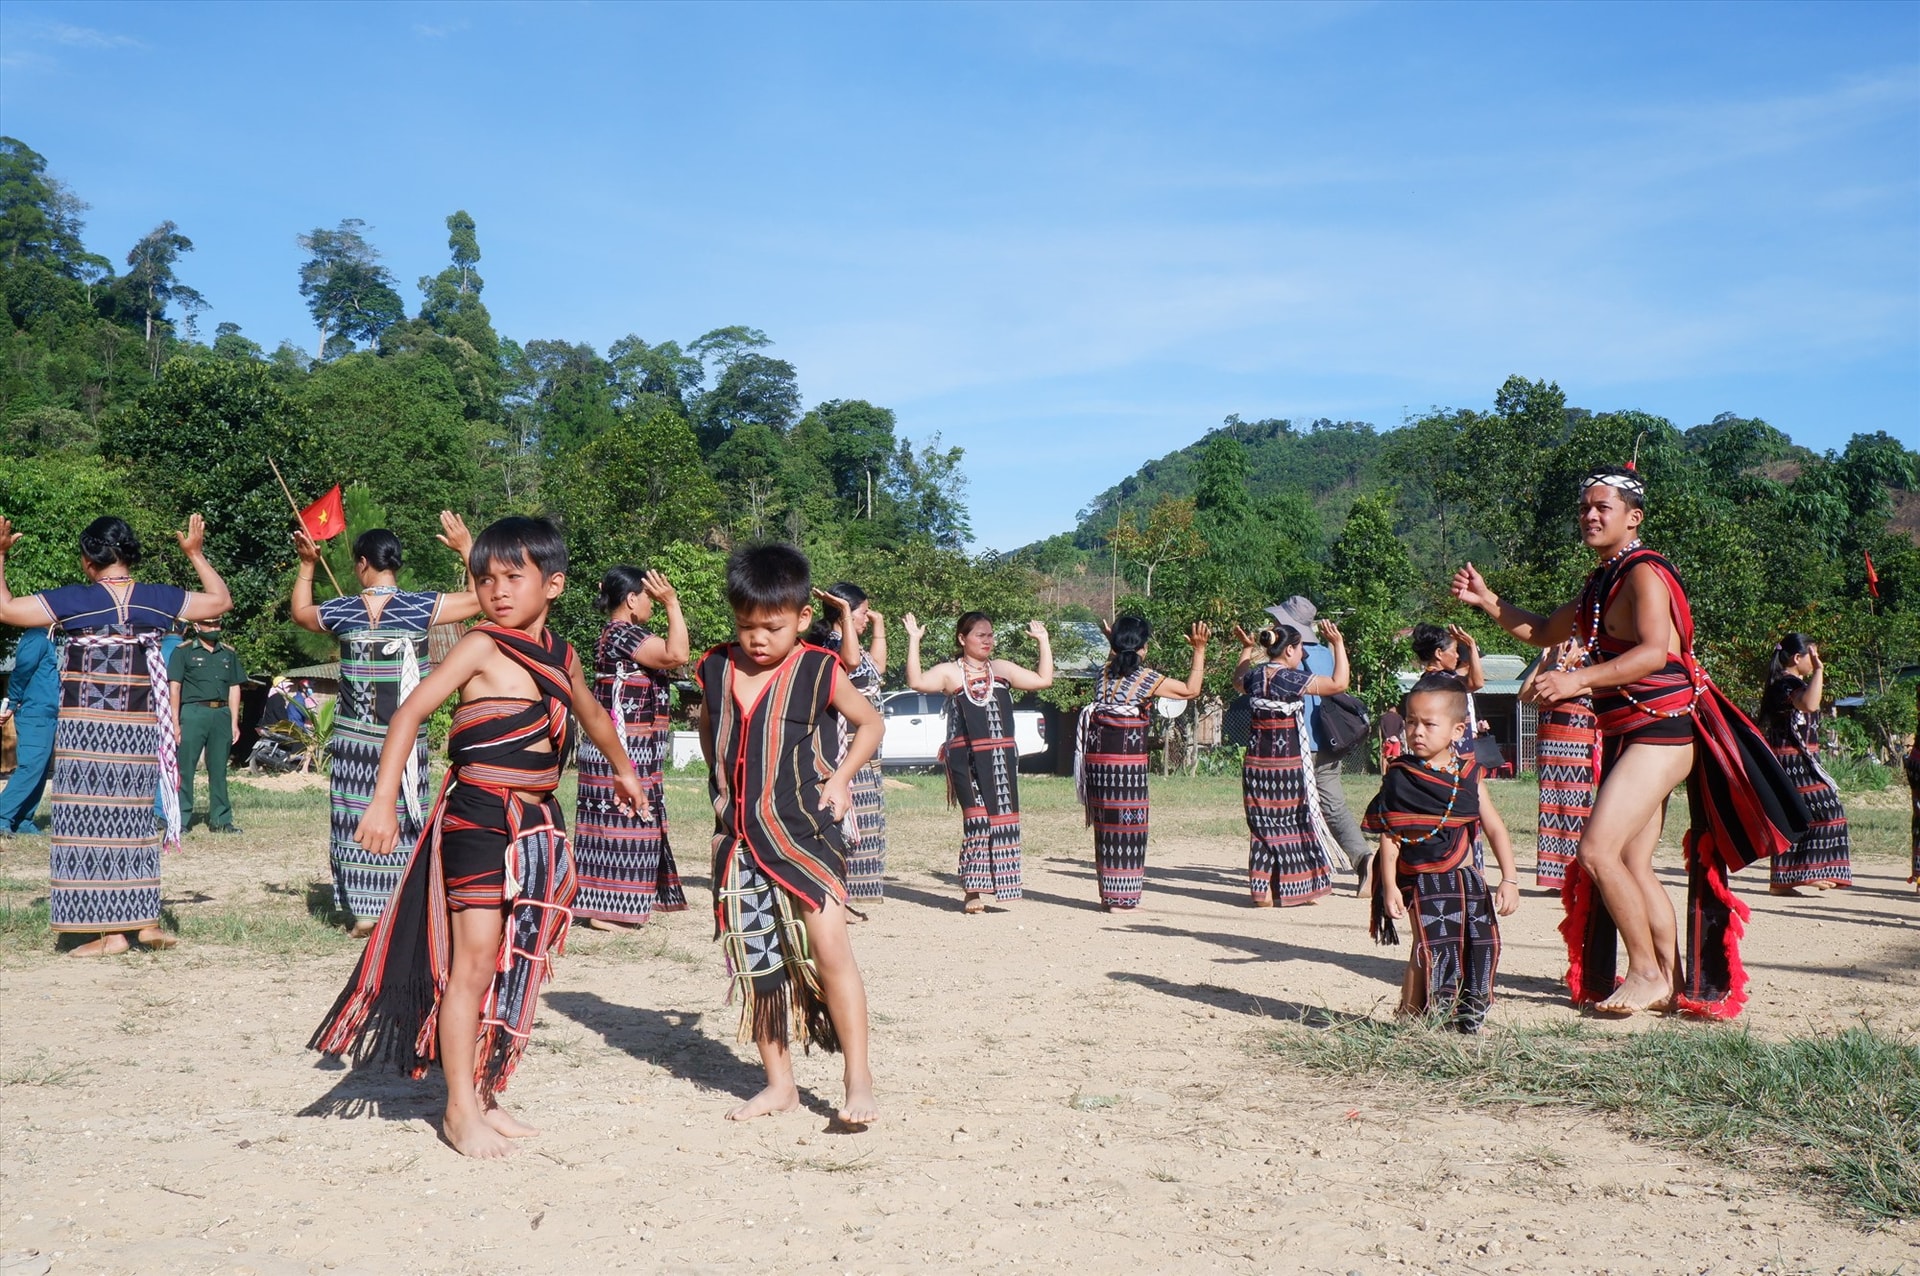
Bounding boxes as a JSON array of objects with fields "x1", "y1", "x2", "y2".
[{"x1": 1361, "y1": 673, "x2": 1520, "y2": 1032}]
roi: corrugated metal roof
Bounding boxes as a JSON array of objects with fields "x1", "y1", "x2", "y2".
[{"x1": 1396, "y1": 653, "x2": 1530, "y2": 696}]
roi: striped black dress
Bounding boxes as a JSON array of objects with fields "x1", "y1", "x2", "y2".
[
  {"x1": 1759, "y1": 675, "x2": 1851, "y2": 889},
  {"x1": 317, "y1": 589, "x2": 440, "y2": 923},
  {"x1": 1077, "y1": 665, "x2": 1161, "y2": 909},
  {"x1": 572, "y1": 621, "x2": 686, "y2": 924},
  {"x1": 37, "y1": 581, "x2": 187, "y2": 934}
]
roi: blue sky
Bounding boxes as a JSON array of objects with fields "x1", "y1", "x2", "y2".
[{"x1": 4, "y1": 1, "x2": 1915, "y2": 548}]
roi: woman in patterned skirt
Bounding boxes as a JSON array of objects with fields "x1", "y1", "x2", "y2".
[
  {"x1": 904, "y1": 611, "x2": 1053, "y2": 913},
  {"x1": 810, "y1": 582, "x2": 890, "y2": 904},
  {"x1": 0, "y1": 513, "x2": 231, "y2": 956},
  {"x1": 1521, "y1": 639, "x2": 1598, "y2": 891},
  {"x1": 573, "y1": 564, "x2": 689, "y2": 930},
  {"x1": 1074, "y1": 615, "x2": 1209, "y2": 911},
  {"x1": 291, "y1": 514, "x2": 481, "y2": 937},
  {"x1": 1758, "y1": 633, "x2": 1851, "y2": 896},
  {"x1": 1233, "y1": 618, "x2": 1349, "y2": 907}
]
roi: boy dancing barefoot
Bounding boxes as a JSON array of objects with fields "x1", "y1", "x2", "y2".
[
  {"x1": 311, "y1": 517, "x2": 646, "y2": 1158},
  {"x1": 1362, "y1": 675, "x2": 1520, "y2": 1033},
  {"x1": 699, "y1": 543, "x2": 882, "y2": 1125}
]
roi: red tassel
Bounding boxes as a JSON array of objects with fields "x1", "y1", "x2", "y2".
[
  {"x1": 1675, "y1": 846, "x2": 1752, "y2": 1020},
  {"x1": 1557, "y1": 863, "x2": 1595, "y2": 1004}
]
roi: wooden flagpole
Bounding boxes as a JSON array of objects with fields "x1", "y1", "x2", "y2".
[{"x1": 267, "y1": 457, "x2": 346, "y2": 596}]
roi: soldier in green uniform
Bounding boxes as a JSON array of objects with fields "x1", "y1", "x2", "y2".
[{"x1": 168, "y1": 617, "x2": 248, "y2": 834}]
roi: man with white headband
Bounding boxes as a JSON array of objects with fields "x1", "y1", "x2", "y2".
[{"x1": 1450, "y1": 462, "x2": 1804, "y2": 1018}]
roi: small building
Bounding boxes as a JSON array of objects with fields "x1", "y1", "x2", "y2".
[{"x1": 1396, "y1": 653, "x2": 1536, "y2": 775}]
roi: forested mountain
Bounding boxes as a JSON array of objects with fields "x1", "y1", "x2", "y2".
[
  {"x1": 0, "y1": 136, "x2": 1028, "y2": 676},
  {"x1": 3, "y1": 133, "x2": 1916, "y2": 750}
]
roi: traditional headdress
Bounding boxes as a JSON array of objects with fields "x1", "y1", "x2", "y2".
[{"x1": 1581, "y1": 433, "x2": 1648, "y2": 501}]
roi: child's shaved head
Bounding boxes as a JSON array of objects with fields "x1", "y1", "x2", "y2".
[{"x1": 1406, "y1": 672, "x2": 1469, "y2": 725}]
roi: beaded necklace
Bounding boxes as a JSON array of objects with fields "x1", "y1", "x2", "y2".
[
  {"x1": 1580, "y1": 537, "x2": 1642, "y2": 647},
  {"x1": 1583, "y1": 539, "x2": 1701, "y2": 720},
  {"x1": 1400, "y1": 754, "x2": 1466, "y2": 847},
  {"x1": 363, "y1": 585, "x2": 401, "y2": 596},
  {"x1": 959, "y1": 656, "x2": 996, "y2": 707}
]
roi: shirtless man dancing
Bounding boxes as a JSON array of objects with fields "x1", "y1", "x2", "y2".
[{"x1": 1451, "y1": 464, "x2": 1803, "y2": 1017}]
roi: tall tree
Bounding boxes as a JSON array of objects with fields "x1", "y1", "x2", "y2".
[
  {"x1": 696, "y1": 351, "x2": 800, "y2": 449},
  {"x1": 0, "y1": 137, "x2": 102, "y2": 274},
  {"x1": 608, "y1": 334, "x2": 703, "y2": 416},
  {"x1": 297, "y1": 219, "x2": 405, "y2": 358},
  {"x1": 121, "y1": 220, "x2": 205, "y2": 371},
  {"x1": 416, "y1": 209, "x2": 498, "y2": 362}
]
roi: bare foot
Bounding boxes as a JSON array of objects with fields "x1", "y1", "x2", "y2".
[
  {"x1": 443, "y1": 1107, "x2": 514, "y2": 1159},
  {"x1": 1809, "y1": 880, "x2": 1841, "y2": 891},
  {"x1": 1252, "y1": 897, "x2": 1274, "y2": 909},
  {"x1": 1595, "y1": 970, "x2": 1671, "y2": 1015},
  {"x1": 1352, "y1": 858, "x2": 1373, "y2": 899},
  {"x1": 482, "y1": 1104, "x2": 540, "y2": 1138},
  {"x1": 134, "y1": 926, "x2": 177, "y2": 950},
  {"x1": 70, "y1": 932, "x2": 131, "y2": 957},
  {"x1": 726, "y1": 1083, "x2": 800, "y2": 1122},
  {"x1": 1769, "y1": 884, "x2": 1804, "y2": 897},
  {"x1": 837, "y1": 1074, "x2": 878, "y2": 1127},
  {"x1": 586, "y1": 917, "x2": 638, "y2": 932},
  {"x1": 350, "y1": 918, "x2": 376, "y2": 939},
  {"x1": 962, "y1": 894, "x2": 987, "y2": 915}
]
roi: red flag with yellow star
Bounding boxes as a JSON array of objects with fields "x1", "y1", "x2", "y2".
[{"x1": 300, "y1": 485, "x2": 346, "y2": 541}]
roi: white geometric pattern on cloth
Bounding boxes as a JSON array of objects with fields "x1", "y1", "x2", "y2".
[
  {"x1": 1248, "y1": 669, "x2": 1348, "y2": 873},
  {"x1": 48, "y1": 712, "x2": 163, "y2": 931},
  {"x1": 66, "y1": 631, "x2": 180, "y2": 851}
]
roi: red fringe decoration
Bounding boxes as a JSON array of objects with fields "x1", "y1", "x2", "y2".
[{"x1": 1675, "y1": 830, "x2": 1751, "y2": 1021}]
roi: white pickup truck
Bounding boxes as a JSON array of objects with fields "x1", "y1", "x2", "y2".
[{"x1": 878, "y1": 691, "x2": 1046, "y2": 770}]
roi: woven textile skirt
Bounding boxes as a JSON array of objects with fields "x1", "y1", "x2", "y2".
[
  {"x1": 1084, "y1": 708, "x2": 1151, "y2": 909},
  {"x1": 328, "y1": 716, "x2": 430, "y2": 922},
  {"x1": 1768, "y1": 746, "x2": 1851, "y2": 888},
  {"x1": 1242, "y1": 714, "x2": 1331, "y2": 905},
  {"x1": 572, "y1": 733, "x2": 686, "y2": 924},
  {"x1": 49, "y1": 707, "x2": 162, "y2": 933},
  {"x1": 844, "y1": 760, "x2": 888, "y2": 901},
  {"x1": 1397, "y1": 866, "x2": 1501, "y2": 1033},
  {"x1": 1535, "y1": 707, "x2": 1597, "y2": 889}
]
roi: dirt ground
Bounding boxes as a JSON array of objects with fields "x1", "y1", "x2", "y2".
[{"x1": 0, "y1": 770, "x2": 1914, "y2": 1276}]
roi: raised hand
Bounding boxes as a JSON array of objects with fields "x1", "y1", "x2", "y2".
[
  {"x1": 642, "y1": 569, "x2": 677, "y2": 604},
  {"x1": 1232, "y1": 622, "x2": 1258, "y2": 648},
  {"x1": 812, "y1": 586, "x2": 852, "y2": 614},
  {"x1": 292, "y1": 529, "x2": 321, "y2": 565},
  {"x1": 0, "y1": 516, "x2": 21, "y2": 557},
  {"x1": 1187, "y1": 621, "x2": 1211, "y2": 648},
  {"x1": 902, "y1": 613, "x2": 926, "y2": 641},
  {"x1": 176, "y1": 513, "x2": 208, "y2": 559},
  {"x1": 1447, "y1": 623, "x2": 1477, "y2": 650},
  {"x1": 436, "y1": 511, "x2": 474, "y2": 559},
  {"x1": 1450, "y1": 562, "x2": 1492, "y2": 611},
  {"x1": 867, "y1": 608, "x2": 885, "y2": 630},
  {"x1": 1317, "y1": 619, "x2": 1344, "y2": 646},
  {"x1": 1026, "y1": 619, "x2": 1049, "y2": 643}
]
